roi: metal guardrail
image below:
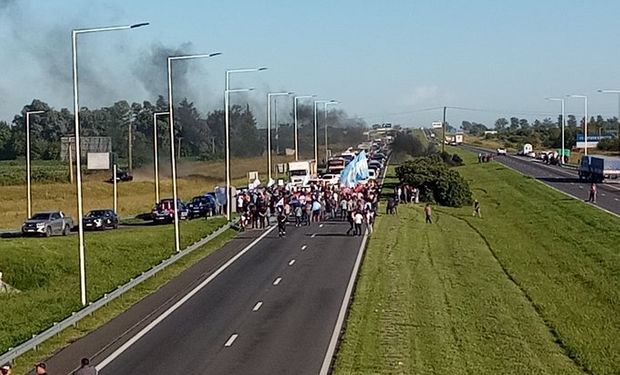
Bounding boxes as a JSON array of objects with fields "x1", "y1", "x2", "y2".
[{"x1": 0, "y1": 221, "x2": 232, "y2": 366}]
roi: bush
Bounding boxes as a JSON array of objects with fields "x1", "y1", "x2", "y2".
[
  {"x1": 395, "y1": 156, "x2": 472, "y2": 207},
  {"x1": 597, "y1": 138, "x2": 619, "y2": 151}
]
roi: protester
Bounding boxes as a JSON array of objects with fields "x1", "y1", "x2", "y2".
[
  {"x1": 74, "y1": 358, "x2": 97, "y2": 375},
  {"x1": 34, "y1": 363, "x2": 48, "y2": 375},
  {"x1": 353, "y1": 210, "x2": 364, "y2": 236},
  {"x1": 277, "y1": 210, "x2": 287, "y2": 237},
  {"x1": 1, "y1": 364, "x2": 11, "y2": 375},
  {"x1": 424, "y1": 203, "x2": 433, "y2": 224},
  {"x1": 473, "y1": 199, "x2": 481, "y2": 218},
  {"x1": 587, "y1": 182, "x2": 597, "y2": 203}
]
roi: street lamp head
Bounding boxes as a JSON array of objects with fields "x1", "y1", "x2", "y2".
[
  {"x1": 258, "y1": 67, "x2": 268, "y2": 71},
  {"x1": 209, "y1": 52, "x2": 223, "y2": 57},
  {"x1": 27, "y1": 110, "x2": 45, "y2": 115},
  {"x1": 130, "y1": 22, "x2": 150, "y2": 28},
  {"x1": 598, "y1": 89, "x2": 620, "y2": 94},
  {"x1": 568, "y1": 94, "x2": 586, "y2": 98}
]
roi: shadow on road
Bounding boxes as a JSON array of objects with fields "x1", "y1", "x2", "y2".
[{"x1": 538, "y1": 177, "x2": 583, "y2": 184}]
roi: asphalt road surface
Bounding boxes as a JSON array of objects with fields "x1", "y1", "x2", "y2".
[
  {"x1": 41, "y1": 219, "x2": 366, "y2": 375},
  {"x1": 464, "y1": 145, "x2": 620, "y2": 216}
]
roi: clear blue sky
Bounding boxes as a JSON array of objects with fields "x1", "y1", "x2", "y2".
[{"x1": 1, "y1": 0, "x2": 619, "y2": 128}]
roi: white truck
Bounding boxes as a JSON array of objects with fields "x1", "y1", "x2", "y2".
[{"x1": 288, "y1": 160, "x2": 317, "y2": 185}]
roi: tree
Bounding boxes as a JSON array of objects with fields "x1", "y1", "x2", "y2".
[
  {"x1": 495, "y1": 118, "x2": 508, "y2": 130},
  {"x1": 509, "y1": 117, "x2": 520, "y2": 131}
]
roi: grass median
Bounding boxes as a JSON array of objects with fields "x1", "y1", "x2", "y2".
[
  {"x1": 333, "y1": 151, "x2": 619, "y2": 374},
  {"x1": 0, "y1": 217, "x2": 228, "y2": 355}
]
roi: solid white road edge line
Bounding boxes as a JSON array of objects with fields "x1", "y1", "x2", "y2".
[
  {"x1": 288, "y1": 259, "x2": 296, "y2": 266},
  {"x1": 95, "y1": 225, "x2": 276, "y2": 371},
  {"x1": 224, "y1": 334, "x2": 238, "y2": 347},
  {"x1": 319, "y1": 231, "x2": 369, "y2": 375},
  {"x1": 252, "y1": 301, "x2": 263, "y2": 312},
  {"x1": 273, "y1": 277, "x2": 282, "y2": 285}
]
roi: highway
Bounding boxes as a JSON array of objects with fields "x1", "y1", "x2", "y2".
[
  {"x1": 40, "y1": 219, "x2": 366, "y2": 375},
  {"x1": 463, "y1": 145, "x2": 620, "y2": 216}
]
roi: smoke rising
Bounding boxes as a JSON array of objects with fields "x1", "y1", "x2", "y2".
[{"x1": 133, "y1": 42, "x2": 200, "y2": 104}]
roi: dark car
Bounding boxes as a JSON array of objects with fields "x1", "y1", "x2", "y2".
[
  {"x1": 151, "y1": 199, "x2": 189, "y2": 224},
  {"x1": 83, "y1": 209, "x2": 119, "y2": 230},
  {"x1": 187, "y1": 194, "x2": 217, "y2": 219},
  {"x1": 107, "y1": 170, "x2": 133, "y2": 183}
]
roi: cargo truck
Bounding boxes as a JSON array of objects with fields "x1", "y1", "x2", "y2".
[
  {"x1": 578, "y1": 155, "x2": 620, "y2": 182},
  {"x1": 288, "y1": 160, "x2": 317, "y2": 185}
]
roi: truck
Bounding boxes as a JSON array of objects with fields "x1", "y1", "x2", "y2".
[
  {"x1": 327, "y1": 157, "x2": 346, "y2": 174},
  {"x1": 288, "y1": 160, "x2": 317, "y2": 185},
  {"x1": 22, "y1": 211, "x2": 74, "y2": 237},
  {"x1": 578, "y1": 155, "x2": 620, "y2": 182}
]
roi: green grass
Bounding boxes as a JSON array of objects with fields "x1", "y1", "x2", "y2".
[
  {"x1": 333, "y1": 153, "x2": 620, "y2": 374},
  {"x1": 0, "y1": 217, "x2": 228, "y2": 354}
]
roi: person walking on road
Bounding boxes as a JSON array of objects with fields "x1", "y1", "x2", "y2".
[
  {"x1": 277, "y1": 210, "x2": 287, "y2": 237},
  {"x1": 473, "y1": 199, "x2": 481, "y2": 218},
  {"x1": 74, "y1": 358, "x2": 98, "y2": 375},
  {"x1": 587, "y1": 182, "x2": 597, "y2": 203},
  {"x1": 34, "y1": 363, "x2": 48, "y2": 375},
  {"x1": 424, "y1": 203, "x2": 433, "y2": 224},
  {"x1": 354, "y1": 210, "x2": 364, "y2": 236}
]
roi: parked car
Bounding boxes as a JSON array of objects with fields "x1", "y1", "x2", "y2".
[
  {"x1": 187, "y1": 195, "x2": 217, "y2": 218},
  {"x1": 107, "y1": 170, "x2": 133, "y2": 183},
  {"x1": 496, "y1": 148, "x2": 507, "y2": 155},
  {"x1": 151, "y1": 199, "x2": 189, "y2": 224},
  {"x1": 83, "y1": 209, "x2": 119, "y2": 230},
  {"x1": 22, "y1": 211, "x2": 73, "y2": 237}
]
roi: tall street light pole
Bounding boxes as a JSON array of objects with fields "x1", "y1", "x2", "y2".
[
  {"x1": 568, "y1": 95, "x2": 588, "y2": 156},
  {"x1": 293, "y1": 95, "x2": 316, "y2": 161},
  {"x1": 267, "y1": 92, "x2": 293, "y2": 181},
  {"x1": 546, "y1": 98, "x2": 566, "y2": 164},
  {"x1": 323, "y1": 101, "x2": 338, "y2": 162},
  {"x1": 314, "y1": 100, "x2": 331, "y2": 164},
  {"x1": 152, "y1": 111, "x2": 169, "y2": 204},
  {"x1": 598, "y1": 89, "x2": 620, "y2": 156},
  {"x1": 167, "y1": 53, "x2": 222, "y2": 253},
  {"x1": 72, "y1": 22, "x2": 149, "y2": 306},
  {"x1": 225, "y1": 67, "x2": 267, "y2": 221},
  {"x1": 25, "y1": 110, "x2": 45, "y2": 219}
]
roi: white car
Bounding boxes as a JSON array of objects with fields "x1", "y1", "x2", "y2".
[
  {"x1": 320, "y1": 173, "x2": 340, "y2": 185},
  {"x1": 496, "y1": 148, "x2": 507, "y2": 155},
  {"x1": 368, "y1": 168, "x2": 378, "y2": 180}
]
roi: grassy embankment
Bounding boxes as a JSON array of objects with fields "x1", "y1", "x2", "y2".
[
  {"x1": 0, "y1": 217, "x2": 229, "y2": 356},
  {"x1": 0, "y1": 155, "x2": 295, "y2": 228},
  {"x1": 333, "y1": 150, "x2": 619, "y2": 374}
]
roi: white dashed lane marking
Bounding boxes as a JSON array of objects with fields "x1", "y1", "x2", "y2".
[
  {"x1": 288, "y1": 259, "x2": 296, "y2": 266},
  {"x1": 224, "y1": 334, "x2": 238, "y2": 347},
  {"x1": 301, "y1": 245, "x2": 308, "y2": 251},
  {"x1": 319, "y1": 224, "x2": 324, "y2": 228},
  {"x1": 273, "y1": 277, "x2": 282, "y2": 286},
  {"x1": 311, "y1": 233, "x2": 317, "y2": 238},
  {"x1": 252, "y1": 302, "x2": 263, "y2": 312}
]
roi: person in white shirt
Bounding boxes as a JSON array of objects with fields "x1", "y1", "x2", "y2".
[{"x1": 354, "y1": 211, "x2": 364, "y2": 236}]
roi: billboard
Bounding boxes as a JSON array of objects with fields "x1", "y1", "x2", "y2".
[
  {"x1": 432, "y1": 121, "x2": 443, "y2": 129},
  {"x1": 87, "y1": 152, "x2": 110, "y2": 170}
]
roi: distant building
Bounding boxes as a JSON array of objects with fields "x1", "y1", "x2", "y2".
[{"x1": 483, "y1": 130, "x2": 498, "y2": 135}]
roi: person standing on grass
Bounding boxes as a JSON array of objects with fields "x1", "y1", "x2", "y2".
[
  {"x1": 473, "y1": 199, "x2": 481, "y2": 218},
  {"x1": 365, "y1": 209, "x2": 374, "y2": 234},
  {"x1": 74, "y1": 358, "x2": 97, "y2": 375},
  {"x1": 424, "y1": 203, "x2": 433, "y2": 224},
  {"x1": 587, "y1": 182, "x2": 597, "y2": 203}
]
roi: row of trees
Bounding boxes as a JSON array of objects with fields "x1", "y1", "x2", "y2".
[
  {"x1": 0, "y1": 97, "x2": 366, "y2": 166},
  {"x1": 461, "y1": 115, "x2": 619, "y2": 150}
]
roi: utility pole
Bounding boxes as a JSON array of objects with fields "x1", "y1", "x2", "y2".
[
  {"x1": 128, "y1": 119, "x2": 133, "y2": 173},
  {"x1": 69, "y1": 140, "x2": 74, "y2": 183},
  {"x1": 442, "y1": 106, "x2": 447, "y2": 153},
  {"x1": 178, "y1": 137, "x2": 183, "y2": 159}
]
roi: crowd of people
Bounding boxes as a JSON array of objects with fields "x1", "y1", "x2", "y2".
[{"x1": 235, "y1": 179, "x2": 381, "y2": 237}]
